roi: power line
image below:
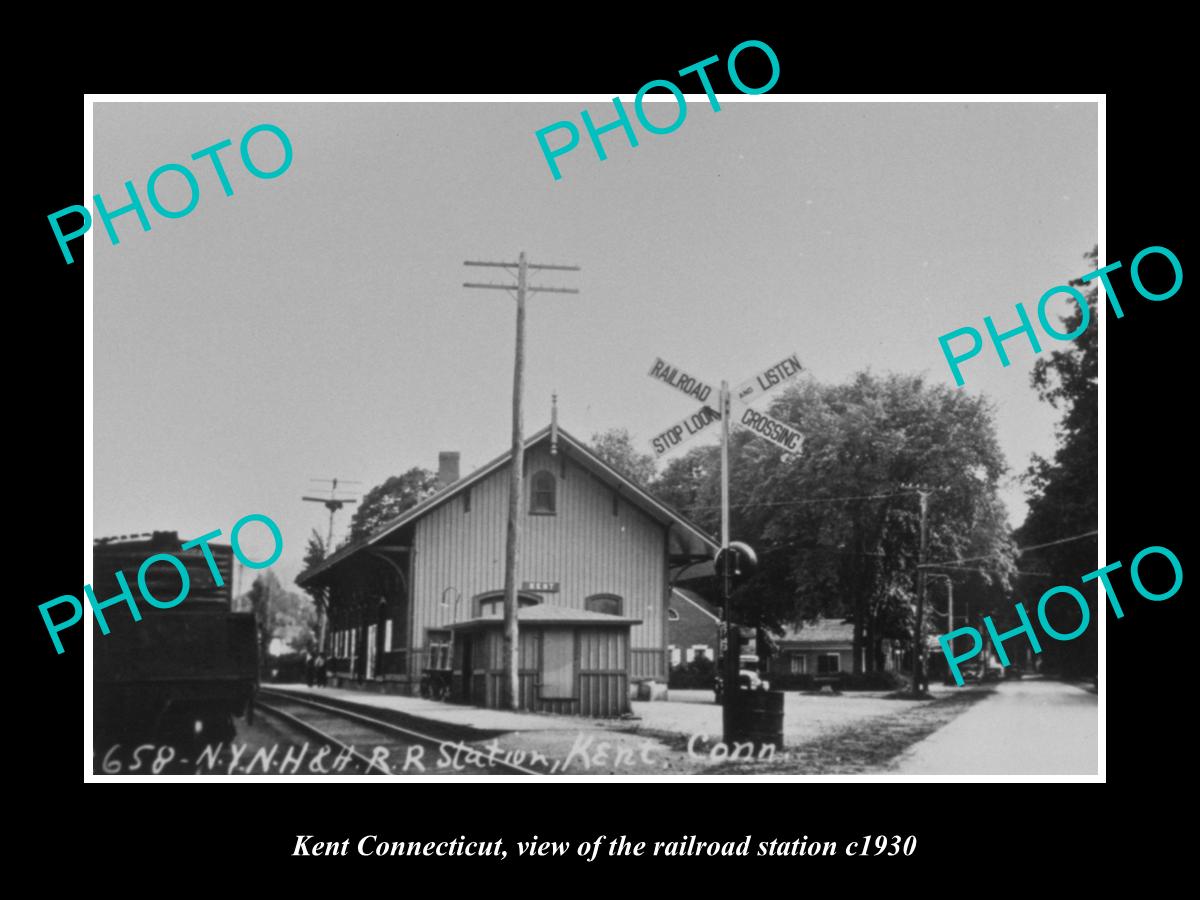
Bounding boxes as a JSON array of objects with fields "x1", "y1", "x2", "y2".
[
  {"x1": 1016, "y1": 531, "x2": 1099, "y2": 554},
  {"x1": 926, "y1": 530, "x2": 1098, "y2": 567},
  {"x1": 757, "y1": 540, "x2": 888, "y2": 558},
  {"x1": 682, "y1": 490, "x2": 915, "y2": 513},
  {"x1": 925, "y1": 563, "x2": 1052, "y2": 576}
]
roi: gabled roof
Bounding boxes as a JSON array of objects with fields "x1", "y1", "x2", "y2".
[
  {"x1": 298, "y1": 424, "x2": 719, "y2": 585},
  {"x1": 671, "y1": 587, "x2": 720, "y2": 622},
  {"x1": 777, "y1": 616, "x2": 855, "y2": 645}
]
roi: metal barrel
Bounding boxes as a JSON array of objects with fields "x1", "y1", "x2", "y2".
[{"x1": 722, "y1": 689, "x2": 784, "y2": 751}]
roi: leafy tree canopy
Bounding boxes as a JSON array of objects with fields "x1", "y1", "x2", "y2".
[
  {"x1": 590, "y1": 427, "x2": 659, "y2": 486},
  {"x1": 658, "y1": 371, "x2": 1017, "y2": 670},
  {"x1": 240, "y1": 570, "x2": 316, "y2": 661},
  {"x1": 347, "y1": 467, "x2": 439, "y2": 544},
  {"x1": 1018, "y1": 246, "x2": 1099, "y2": 676}
]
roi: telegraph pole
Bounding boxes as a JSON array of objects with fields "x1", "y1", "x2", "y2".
[
  {"x1": 719, "y1": 381, "x2": 738, "y2": 726},
  {"x1": 302, "y1": 478, "x2": 359, "y2": 653},
  {"x1": 464, "y1": 253, "x2": 579, "y2": 710},
  {"x1": 909, "y1": 486, "x2": 931, "y2": 697},
  {"x1": 303, "y1": 478, "x2": 360, "y2": 549}
]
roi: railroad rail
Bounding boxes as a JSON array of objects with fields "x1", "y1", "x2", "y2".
[{"x1": 253, "y1": 688, "x2": 542, "y2": 776}]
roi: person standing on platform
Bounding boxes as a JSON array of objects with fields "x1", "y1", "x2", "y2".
[
  {"x1": 304, "y1": 648, "x2": 315, "y2": 688},
  {"x1": 315, "y1": 649, "x2": 327, "y2": 688}
]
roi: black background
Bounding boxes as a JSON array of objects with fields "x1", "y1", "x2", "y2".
[{"x1": 20, "y1": 26, "x2": 1187, "y2": 885}]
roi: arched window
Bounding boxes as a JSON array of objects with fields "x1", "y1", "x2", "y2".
[
  {"x1": 530, "y1": 470, "x2": 557, "y2": 515},
  {"x1": 667, "y1": 608, "x2": 680, "y2": 621},
  {"x1": 585, "y1": 594, "x2": 623, "y2": 616}
]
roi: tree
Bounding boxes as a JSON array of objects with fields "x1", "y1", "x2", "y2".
[
  {"x1": 241, "y1": 571, "x2": 316, "y2": 672},
  {"x1": 656, "y1": 444, "x2": 720, "y2": 527},
  {"x1": 1018, "y1": 246, "x2": 1099, "y2": 677},
  {"x1": 590, "y1": 428, "x2": 659, "y2": 486},
  {"x1": 347, "y1": 467, "x2": 439, "y2": 544},
  {"x1": 651, "y1": 372, "x2": 1017, "y2": 672},
  {"x1": 300, "y1": 528, "x2": 330, "y2": 651},
  {"x1": 751, "y1": 374, "x2": 1014, "y2": 669}
]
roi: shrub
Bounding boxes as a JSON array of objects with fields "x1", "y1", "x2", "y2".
[
  {"x1": 769, "y1": 670, "x2": 905, "y2": 692},
  {"x1": 768, "y1": 673, "x2": 815, "y2": 691},
  {"x1": 669, "y1": 656, "x2": 717, "y2": 689},
  {"x1": 837, "y1": 671, "x2": 905, "y2": 691},
  {"x1": 266, "y1": 652, "x2": 309, "y2": 683}
]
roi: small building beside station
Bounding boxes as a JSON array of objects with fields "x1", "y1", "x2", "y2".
[
  {"x1": 296, "y1": 424, "x2": 718, "y2": 717},
  {"x1": 770, "y1": 616, "x2": 857, "y2": 677},
  {"x1": 768, "y1": 616, "x2": 905, "y2": 679},
  {"x1": 449, "y1": 605, "x2": 641, "y2": 716},
  {"x1": 667, "y1": 587, "x2": 721, "y2": 668}
]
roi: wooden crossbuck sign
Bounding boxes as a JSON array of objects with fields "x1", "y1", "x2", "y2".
[
  {"x1": 646, "y1": 352, "x2": 805, "y2": 459},
  {"x1": 649, "y1": 405, "x2": 721, "y2": 457},
  {"x1": 734, "y1": 406, "x2": 804, "y2": 453},
  {"x1": 733, "y1": 353, "x2": 804, "y2": 407},
  {"x1": 643, "y1": 351, "x2": 804, "y2": 744},
  {"x1": 648, "y1": 357, "x2": 717, "y2": 404}
]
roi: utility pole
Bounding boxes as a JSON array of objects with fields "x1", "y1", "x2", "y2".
[
  {"x1": 303, "y1": 478, "x2": 360, "y2": 550},
  {"x1": 906, "y1": 485, "x2": 931, "y2": 698},
  {"x1": 719, "y1": 381, "x2": 737, "y2": 726},
  {"x1": 645, "y1": 352, "x2": 801, "y2": 748},
  {"x1": 303, "y1": 478, "x2": 360, "y2": 653},
  {"x1": 464, "y1": 252, "x2": 579, "y2": 710},
  {"x1": 926, "y1": 571, "x2": 954, "y2": 657}
]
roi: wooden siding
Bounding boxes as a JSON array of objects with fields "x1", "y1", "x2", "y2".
[
  {"x1": 464, "y1": 627, "x2": 630, "y2": 717},
  {"x1": 412, "y1": 443, "x2": 667, "y2": 679},
  {"x1": 631, "y1": 648, "x2": 666, "y2": 680}
]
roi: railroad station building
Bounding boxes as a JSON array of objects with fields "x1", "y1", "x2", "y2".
[{"x1": 297, "y1": 424, "x2": 718, "y2": 716}]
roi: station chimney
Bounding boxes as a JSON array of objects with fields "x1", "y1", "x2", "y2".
[{"x1": 438, "y1": 452, "x2": 461, "y2": 488}]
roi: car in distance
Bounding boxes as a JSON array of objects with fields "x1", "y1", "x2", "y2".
[{"x1": 713, "y1": 668, "x2": 770, "y2": 703}]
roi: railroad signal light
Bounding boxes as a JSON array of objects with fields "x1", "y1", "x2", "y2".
[{"x1": 715, "y1": 541, "x2": 758, "y2": 582}]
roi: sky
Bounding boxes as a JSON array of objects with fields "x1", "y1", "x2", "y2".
[{"x1": 92, "y1": 99, "x2": 1098, "y2": 592}]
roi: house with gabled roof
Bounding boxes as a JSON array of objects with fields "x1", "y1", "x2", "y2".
[
  {"x1": 297, "y1": 424, "x2": 718, "y2": 716},
  {"x1": 771, "y1": 616, "x2": 857, "y2": 677},
  {"x1": 768, "y1": 615, "x2": 903, "y2": 679}
]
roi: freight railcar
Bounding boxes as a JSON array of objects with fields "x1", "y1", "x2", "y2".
[{"x1": 93, "y1": 531, "x2": 257, "y2": 757}]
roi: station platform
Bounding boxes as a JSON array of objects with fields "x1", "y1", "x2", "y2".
[{"x1": 264, "y1": 683, "x2": 633, "y2": 735}]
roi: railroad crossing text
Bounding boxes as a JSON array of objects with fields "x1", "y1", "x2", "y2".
[
  {"x1": 650, "y1": 406, "x2": 720, "y2": 456},
  {"x1": 734, "y1": 353, "x2": 803, "y2": 404},
  {"x1": 737, "y1": 408, "x2": 803, "y2": 451},
  {"x1": 648, "y1": 358, "x2": 714, "y2": 402}
]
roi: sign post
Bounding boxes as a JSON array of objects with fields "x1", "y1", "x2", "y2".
[
  {"x1": 719, "y1": 380, "x2": 738, "y2": 741},
  {"x1": 645, "y1": 353, "x2": 805, "y2": 748}
]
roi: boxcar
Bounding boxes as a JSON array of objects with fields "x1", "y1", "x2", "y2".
[{"x1": 93, "y1": 531, "x2": 258, "y2": 755}]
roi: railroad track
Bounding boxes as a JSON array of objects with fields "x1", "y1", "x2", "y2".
[{"x1": 253, "y1": 688, "x2": 541, "y2": 776}]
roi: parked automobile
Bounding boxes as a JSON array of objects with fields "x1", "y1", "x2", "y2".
[
  {"x1": 944, "y1": 664, "x2": 980, "y2": 686},
  {"x1": 713, "y1": 669, "x2": 770, "y2": 703},
  {"x1": 944, "y1": 657, "x2": 1013, "y2": 685}
]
